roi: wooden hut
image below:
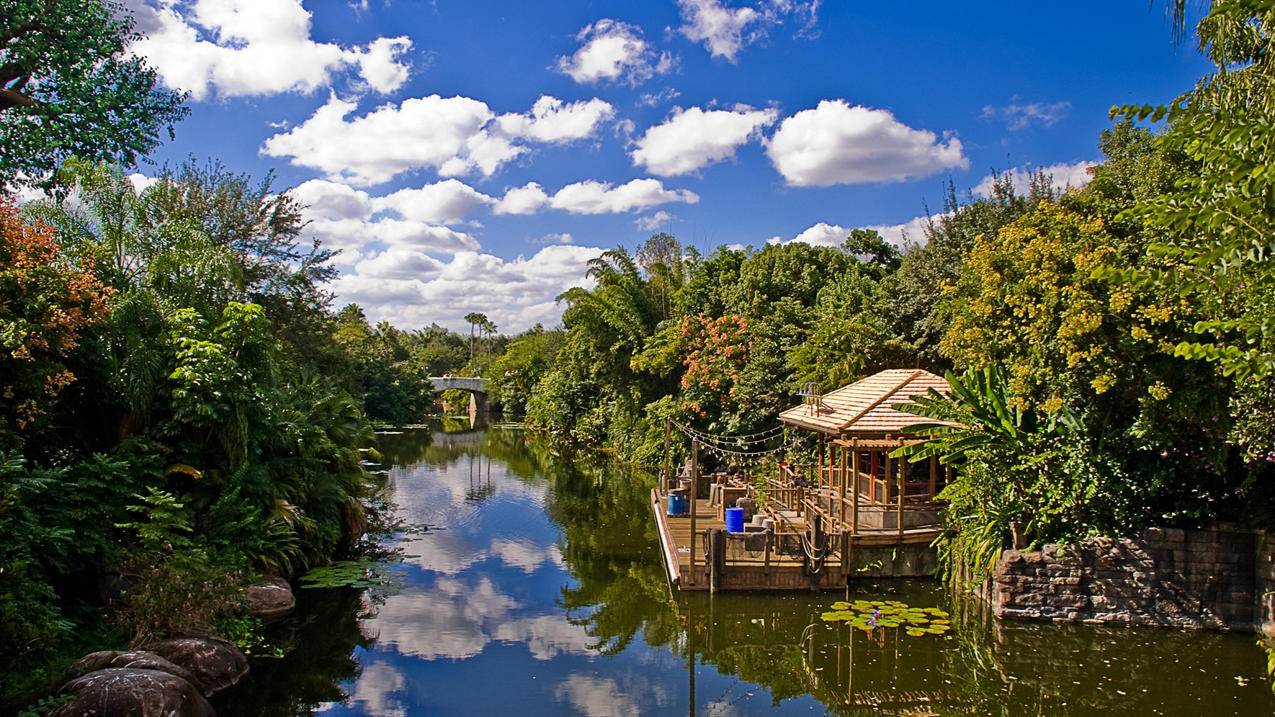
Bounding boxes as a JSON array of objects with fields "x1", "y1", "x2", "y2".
[{"x1": 778, "y1": 368, "x2": 954, "y2": 537}]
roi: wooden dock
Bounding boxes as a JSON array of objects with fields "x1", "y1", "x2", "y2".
[{"x1": 651, "y1": 489, "x2": 940, "y2": 591}]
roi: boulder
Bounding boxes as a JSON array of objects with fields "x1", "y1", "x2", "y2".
[
  {"x1": 244, "y1": 576, "x2": 295, "y2": 619},
  {"x1": 143, "y1": 638, "x2": 248, "y2": 697},
  {"x1": 52, "y1": 668, "x2": 214, "y2": 717},
  {"x1": 64, "y1": 650, "x2": 197, "y2": 685}
]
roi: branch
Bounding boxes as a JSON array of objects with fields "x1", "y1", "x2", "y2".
[{"x1": 0, "y1": 86, "x2": 34, "y2": 110}]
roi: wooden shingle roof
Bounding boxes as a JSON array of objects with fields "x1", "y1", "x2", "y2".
[{"x1": 779, "y1": 368, "x2": 952, "y2": 437}]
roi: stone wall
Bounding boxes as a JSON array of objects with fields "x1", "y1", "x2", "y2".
[{"x1": 989, "y1": 528, "x2": 1269, "y2": 631}]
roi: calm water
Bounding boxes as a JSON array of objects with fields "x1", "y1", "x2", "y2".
[{"x1": 225, "y1": 425, "x2": 1274, "y2": 716}]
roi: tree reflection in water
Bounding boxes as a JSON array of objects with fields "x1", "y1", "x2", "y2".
[{"x1": 225, "y1": 426, "x2": 1274, "y2": 717}]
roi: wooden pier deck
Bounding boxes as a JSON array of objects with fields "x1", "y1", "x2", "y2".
[{"x1": 651, "y1": 489, "x2": 940, "y2": 591}]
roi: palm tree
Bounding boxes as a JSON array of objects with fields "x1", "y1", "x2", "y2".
[{"x1": 464, "y1": 312, "x2": 488, "y2": 362}]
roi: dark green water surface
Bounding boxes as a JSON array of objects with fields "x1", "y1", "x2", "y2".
[{"x1": 224, "y1": 426, "x2": 1274, "y2": 716}]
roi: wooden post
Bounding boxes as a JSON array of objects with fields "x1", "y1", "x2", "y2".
[
  {"x1": 817, "y1": 434, "x2": 824, "y2": 487},
  {"x1": 838, "y1": 443, "x2": 848, "y2": 530},
  {"x1": 840, "y1": 530, "x2": 850, "y2": 583},
  {"x1": 662, "y1": 418, "x2": 672, "y2": 495},
  {"x1": 763, "y1": 529, "x2": 772, "y2": 576},
  {"x1": 689, "y1": 438, "x2": 698, "y2": 586},
  {"x1": 928, "y1": 455, "x2": 937, "y2": 499},
  {"x1": 869, "y1": 451, "x2": 878, "y2": 502},
  {"x1": 850, "y1": 445, "x2": 859, "y2": 535},
  {"x1": 709, "y1": 529, "x2": 725, "y2": 593},
  {"x1": 896, "y1": 457, "x2": 905, "y2": 539},
  {"x1": 883, "y1": 452, "x2": 891, "y2": 505}
]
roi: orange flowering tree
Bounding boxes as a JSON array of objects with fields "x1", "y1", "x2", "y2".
[
  {"x1": 0, "y1": 201, "x2": 110, "y2": 433},
  {"x1": 677, "y1": 313, "x2": 752, "y2": 424}
]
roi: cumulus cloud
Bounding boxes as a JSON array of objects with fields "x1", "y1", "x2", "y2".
[
  {"x1": 677, "y1": 0, "x2": 760, "y2": 61},
  {"x1": 868, "y1": 214, "x2": 940, "y2": 246},
  {"x1": 292, "y1": 178, "x2": 479, "y2": 254},
  {"x1": 494, "y1": 179, "x2": 698, "y2": 215},
  {"x1": 782, "y1": 213, "x2": 939, "y2": 250},
  {"x1": 550, "y1": 179, "x2": 699, "y2": 215},
  {"x1": 635, "y1": 210, "x2": 674, "y2": 231},
  {"x1": 557, "y1": 19, "x2": 673, "y2": 85},
  {"x1": 332, "y1": 244, "x2": 607, "y2": 332},
  {"x1": 786, "y1": 221, "x2": 850, "y2": 247},
  {"x1": 372, "y1": 179, "x2": 495, "y2": 225},
  {"x1": 127, "y1": 0, "x2": 412, "y2": 100},
  {"x1": 980, "y1": 99, "x2": 1072, "y2": 130},
  {"x1": 632, "y1": 105, "x2": 778, "y2": 176},
  {"x1": 973, "y1": 160, "x2": 1096, "y2": 197},
  {"x1": 494, "y1": 96, "x2": 616, "y2": 144},
  {"x1": 493, "y1": 182, "x2": 552, "y2": 215},
  {"x1": 676, "y1": 0, "x2": 820, "y2": 61},
  {"x1": 766, "y1": 100, "x2": 967, "y2": 186},
  {"x1": 262, "y1": 94, "x2": 614, "y2": 186}
]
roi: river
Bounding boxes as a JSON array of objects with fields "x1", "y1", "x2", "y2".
[{"x1": 224, "y1": 425, "x2": 1274, "y2": 716}]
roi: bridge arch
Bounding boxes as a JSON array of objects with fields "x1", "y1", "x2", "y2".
[{"x1": 429, "y1": 376, "x2": 488, "y2": 419}]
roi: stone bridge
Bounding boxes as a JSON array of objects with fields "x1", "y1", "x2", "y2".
[{"x1": 429, "y1": 376, "x2": 488, "y2": 417}]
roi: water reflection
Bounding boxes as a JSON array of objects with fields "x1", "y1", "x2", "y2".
[{"x1": 226, "y1": 427, "x2": 1275, "y2": 716}]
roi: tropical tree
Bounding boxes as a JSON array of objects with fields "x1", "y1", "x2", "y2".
[
  {"x1": 894, "y1": 367, "x2": 1130, "y2": 581},
  {"x1": 0, "y1": 0, "x2": 188, "y2": 188}
]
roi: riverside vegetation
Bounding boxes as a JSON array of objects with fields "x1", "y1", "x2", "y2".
[{"x1": 2, "y1": 0, "x2": 1274, "y2": 710}]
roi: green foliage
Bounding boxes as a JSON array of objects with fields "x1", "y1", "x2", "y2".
[
  {"x1": 895, "y1": 367, "x2": 1139, "y2": 582},
  {"x1": 0, "y1": 0, "x2": 189, "y2": 188},
  {"x1": 484, "y1": 326, "x2": 562, "y2": 416},
  {"x1": 1109, "y1": 2, "x2": 1275, "y2": 381}
]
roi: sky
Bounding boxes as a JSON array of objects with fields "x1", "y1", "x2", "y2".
[{"x1": 117, "y1": 0, "x2": 1213, "y2": 333}]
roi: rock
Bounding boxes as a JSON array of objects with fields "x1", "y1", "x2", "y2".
[
  {"x1": 143, "y1": 638, "x2": 248, "y2": 697},
  {"x1": 244, "y1": 576, "x2": 295, "y2": 620},
  {"x1": 64, "y1": 650, "x2": 197, "y2": 685},
  {"x1": 52, "y1": 668, "x2": 214, "y2": 717}
]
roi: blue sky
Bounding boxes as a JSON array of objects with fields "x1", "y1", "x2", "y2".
[{"x1": 122, "y1": 0, "x2": 1211, "y2": 332}]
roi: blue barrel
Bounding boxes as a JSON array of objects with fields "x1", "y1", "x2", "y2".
[
  {"x1": 725, "y1": 506, "x2": 745, "y2": 533},
  {"x1": 667, "y1": 493, "x2": 687, "y2": 516}
]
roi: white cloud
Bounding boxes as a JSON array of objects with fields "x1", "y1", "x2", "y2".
[
  {"x1": 766, "y1": 100, "x2": 967, "y2": 186},
  {"x1": 494, "y1": 616, "x2": 595, "y2": 661},
  {"x1": 488, "y1": 538, "x2": 564, "y2": 574},
  {"x1": 637, "y1": 87, "x2": 681, "y2": 108},
  {"x1": 635, "y1": 210, "x2": 674, "y2": 231},
  {"x1": 352, "y1": 248, "x2": 447, "y2": 281},
  {"x1": 981, "y1": 99, "x2": 1072, "y2": 130},
  {"x1": 632, "y1": 106, "x2": 778, "y2": 176},
  {"x1": 973, "y1": 160, "x2": 1096, "y2": 197},
  {"x1": 783, "y1": 214, "x2": 937, "y2": 250},
  {"x1": 554, "y1": 676, "x2": 641, "y2": 717},
  {"x1": 549, "y1": 178, "x2": 699, "y2": 215},
  {"x1": 372, "y1": 179, "x2": 494, "y2": 225},
  {"x1": 495, "y1": 179, "x2": 698, "y2": 216},
  {"x1": 495, "y1": 96, "x2": 616, "y2": 144},
  {"x1": 676, "y1": 0, "x2": 819, "y2": 61},
  {"x1": 676, "y1": 0, "x2": 760, "y2": 61},
  {"x1": 292, "y1": 178, "x2": 374, "y2": 219},
  {"x1": 128, "y1": 0, "x2": 411, "y2": 101},
  {"x1": 868, "y1": 214, "x2": 939, "y2": 247},
  {"x1": 347, "y1": 661, "x2": 406, "y2": 717},
  {"x1": 262, "y1": 94, "x2": 614, "y2": 186},
  {"x1": 309, "y1": 217, "x2": 478, "y2": 253},
  {"x1": 787, "y1": 221, "x2": 849, "y2": 247},
  {"x1": 351, "y1": 37, "x2": 414, "y2": 93},
  {"x1": 333, "y1": 244, "x2": 607, "y2": 332},
  {"x1": 293, "y1": 178, "x2": 479, "y2": 254},
  {"x1": 494, "y1": 182, "x2": 552, "y2": 215},
  {"x1": 127, "y1": 173, "x2": 158, "y2": 194},
  {"x1": 557, "y1": 19, "x2": 672, "y2": 85}
]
